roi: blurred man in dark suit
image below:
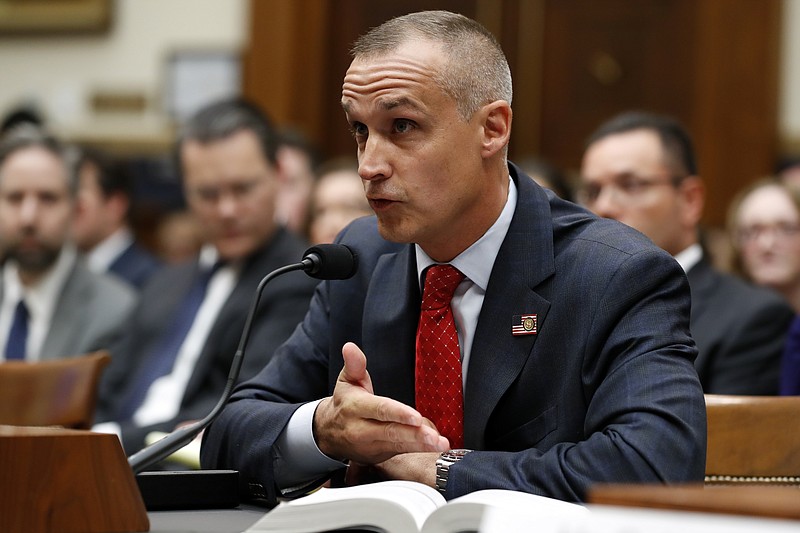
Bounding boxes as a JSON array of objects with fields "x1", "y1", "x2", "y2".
[{"x1": 95, "y1": 99, "x2": 319, "y2": 455}]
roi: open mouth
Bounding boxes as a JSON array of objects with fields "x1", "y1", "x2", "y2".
[{"x1": 368, "y1": 198, "x2": 395, "y2": 211}]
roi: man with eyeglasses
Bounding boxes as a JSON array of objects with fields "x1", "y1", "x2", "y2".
[{"x1": 580, "y1": 110, "x2": 793, "y2": 395}]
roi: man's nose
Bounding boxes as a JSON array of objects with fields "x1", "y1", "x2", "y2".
[
  {"x1": 19, "y1": 196, "x2": 40, "y2": 224},
  {"x1": 590, "y1": 186, "x2": 622, "y2": 220},
  {"x1": 216, "y1": 192, "x2": 239, "y2": 218},
  {"x1": 358, "y1": 136, "x2": 390, "y2": 182}
]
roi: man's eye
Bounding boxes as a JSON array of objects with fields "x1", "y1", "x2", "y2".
[
  {"x1": 619, "y1": 179, "x2": 645, "y2": 193},
  {"x1": 3, "y1": 193, "x2": 23, "y2": 204},
  {"x1": 351, "y1": 123, "x2": 368, "y2": 138},
  {"x1": 195, "y1": 188, "x2": 219, "y2": 202},
  {"x1": 39, "y1": 193, "x2": 60, "y2": 204},
  {"x1": 393, "y1": 119, "x2": 414, "y2": 133}
]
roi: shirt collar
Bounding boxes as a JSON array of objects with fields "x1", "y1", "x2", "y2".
[
  {"x1": 85, "y1": 227, "x2": 134, "y2": 272},
  {"x1": 197, "y1": 244, "x2": 244, "y2": 276},
  {"x1": 416, "y1": 176, "x2": 517, "y2": 290},
  {"x1": 198, "y1": 244, "x2": 220, "y2": 270},
  {"x1": 673, "y1": 242, "x2": 703, "y2": 273},
  {"x1": 4, "y1": 244, "x2": 77, "y2": 321}
]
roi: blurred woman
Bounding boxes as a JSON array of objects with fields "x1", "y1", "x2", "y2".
[{"x1": 729, "y1": 178, "x2": 800, "y2": 394}]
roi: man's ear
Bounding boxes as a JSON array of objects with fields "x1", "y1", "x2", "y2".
[
  {"x1": 479, "y1": 101, "x2": 512, "y2": 159},
  {"x1": 679, "y1": 175, "x2": 705, "y2": 227},
  {"x1": 273, "y1": 147, "x2": 290, "y2": 185},
  {"x1": 106, "y1": 192, "x2": 130, "y2": 224}
]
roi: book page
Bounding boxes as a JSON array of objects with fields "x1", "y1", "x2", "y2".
[
  {"x1": 478, "y1": 504, "x2": 800, "y2": 533},
  {"x1": 422, "y1": 489, "x2": 587, "y2": 533},
  {"x1": 246, "y1": 480, "x2": 445, "y2": 533}
]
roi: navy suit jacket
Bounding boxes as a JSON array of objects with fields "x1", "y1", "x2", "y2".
[
  {"x1": 201, "y1": 165, "x2": 707, "y2": 503},
  {"x1": 97, "y1": 227, "x2": 319, "y2": 453},
  {"x1": 108, "y1": 241, "x2": 161, "y2": 290}
]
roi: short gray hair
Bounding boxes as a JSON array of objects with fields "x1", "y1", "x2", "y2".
[
  {"x1": 351, "y1": 11, "x2": 513, "y2": 121},
  {"x1": 0, "y1": 125, "x2": 77, "y2": 196}
]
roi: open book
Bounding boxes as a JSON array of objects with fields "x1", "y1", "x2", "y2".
[{"x1": 244, "y1": 480, "x2": 587, "y2": 533}]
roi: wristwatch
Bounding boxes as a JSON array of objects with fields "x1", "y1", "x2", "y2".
[{"x1": 435, "y1": 448, "x2": 472, "y2": 495}]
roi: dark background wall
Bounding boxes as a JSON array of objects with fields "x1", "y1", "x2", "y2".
[{"x1": 243, "y1": 0, "x2": 782, "y2": 228}]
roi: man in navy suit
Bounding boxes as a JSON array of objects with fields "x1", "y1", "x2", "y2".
[
  {"x1": 72, "y1": 146, "x2": 161, "y2": 289},
  {"x1": 579, "y1": 111, "x2": 794, "y2": 394},
  {"x1": 201, "y1": 11, "x2": 706, "y2": 503}
]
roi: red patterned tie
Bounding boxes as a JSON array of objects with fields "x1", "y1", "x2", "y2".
[{"x1": 415, "y1": 264, "x2": 466, "y2": 448}]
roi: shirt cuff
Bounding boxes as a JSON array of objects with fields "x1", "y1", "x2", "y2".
[{"x1": 273, "y1": 399, "x2": 347, "y2": 492}]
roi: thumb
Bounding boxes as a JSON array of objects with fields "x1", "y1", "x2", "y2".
[{"x1": 341, "y1": 342, "x2": 373, "y2": 393}]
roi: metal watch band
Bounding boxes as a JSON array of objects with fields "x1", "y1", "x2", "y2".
[{"x1": 435, "y1": 448, "x2": 472, "y2": 495}]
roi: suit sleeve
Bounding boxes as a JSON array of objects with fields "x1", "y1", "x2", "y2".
[{"x1": 201, "y1": 280, "x2": 335, "y2": 504}]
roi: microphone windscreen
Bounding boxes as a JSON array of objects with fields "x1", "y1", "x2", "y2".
[{"x1": 303, "y1": 244, "x2": 358, "y2": 280}]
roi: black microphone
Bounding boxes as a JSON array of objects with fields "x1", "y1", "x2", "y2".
[
  {"x1": 302, "y1": 244, "x2": 359, "y2": 280},
  {"x1": 127, "y1": 244, "x2": 358, "y2": 474}
]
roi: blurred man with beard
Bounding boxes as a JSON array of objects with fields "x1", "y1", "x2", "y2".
[{"x1": 0, "y1": 126, "x2": 137, "y2": 361}]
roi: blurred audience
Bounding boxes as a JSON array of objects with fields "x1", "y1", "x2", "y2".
[
  {"x1": 776, "y1": 156, "x2": 800, "y2": 190},
  {"x1": 729, "y1": 178, "x2": 800, "y2": 395},
  {"x1": 274, "y1": 128, "x2": 322, "y2": 237},
  {"x1": 1, "y1": 104, "x2": 45, "y2": 136},
  {"x1": 0, "y1": 126, "x2": 137, "y2": 361},
  {"x1": 306, "y1": 157, "x2": 372, "y2": 244},
  {"x1": 579, "y1": 110, "x2": 794, "y2": 395},
  {"x1": 729, "y1": 178, "x2": 800, "y2": 307},
  {"x1": 517, "y1": 155, "x2": 574, "y2": 202},
  {"x1": 154, "y1": 209, "x2": 204, "y2": 264},
  {"x1": 94, "y1": 99, "x2": 319, "y2": 455},
  {"x1": 72, "y1": 146, "x2": 161, "y2": 289}
]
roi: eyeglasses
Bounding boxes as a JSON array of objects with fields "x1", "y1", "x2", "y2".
[
  {"x1": 188, "y1": 178, "x2": 263, "y2": 206},
  {"x1": 577, "y1": 174, "x2": 684, "y2": 206},
  {"x1": 736, "y1": 222, "x2": 800, "y2": 244}
]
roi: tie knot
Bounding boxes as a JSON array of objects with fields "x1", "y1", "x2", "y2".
[
  {"x1": 421, "y1": 264, "x2": 465, "y2": 310},
  {"x1": 15, "y1": 299, "x2": 29, "y2": 317}
]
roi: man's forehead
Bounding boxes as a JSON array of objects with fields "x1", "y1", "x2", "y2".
[
  {"x1": 0, "y1": 149, "x2": 68, "y2": 184},
  {"x1": 585, "y1": 134, "x2": 669, "y2": 176},
  {"x1": 341, "y1": 64, "x2": 445, "y2": 118},
  {"x1": 344, "y1": 40, "x2": 444, "y2": 85}
]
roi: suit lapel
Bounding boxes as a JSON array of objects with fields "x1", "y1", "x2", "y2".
[
  {"x1": 685, "y1": 258, "x2": 715, "y2": 371},
  {"x1": 463, "y1": 167, "x2": 556, "y2": 448},
  {"x1": 41, "y1": 263, "x2": 88, "y2": 359},
  {"x1": 362, "y1": 245, "x2": 419, "y2": 407}
]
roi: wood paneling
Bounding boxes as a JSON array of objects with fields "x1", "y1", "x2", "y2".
[{"x1": 244, "y1": 0, "x2": 782, "y2": 226}]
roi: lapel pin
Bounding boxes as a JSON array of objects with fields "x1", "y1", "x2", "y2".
[{"x1": 512, "y1": 314, "x2": 538, "y2": 336}]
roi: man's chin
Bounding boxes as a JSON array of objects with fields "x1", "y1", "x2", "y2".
[
  {"x1": 375, "y1": 220, "x2": 413, "y2": 245},
  {"x1": 7, "y1": 249, "x2": 59, "y2": 273},
  {"x1": 214, "y1": 241, "x2": 257, "y2": 262}
]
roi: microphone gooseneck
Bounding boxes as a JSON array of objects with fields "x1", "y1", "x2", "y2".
[{"x1": 127, "y1": 244, "x2": 358, "y2": 474}]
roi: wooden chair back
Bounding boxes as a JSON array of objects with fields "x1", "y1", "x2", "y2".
[
  {"x1": 705, "y1": 394, "x2": 800, "y2": 484},
  {"x1": 0, "y1": 351, "x2": 111, "y2": 430}
]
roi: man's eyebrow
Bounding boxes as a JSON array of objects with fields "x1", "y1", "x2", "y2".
[
  {"x1": 340, "y1": 97, "x2": 423, "y2": 114},
  {"x1": 380, "y1": 97, "x2": 422, "y2": 112}
]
